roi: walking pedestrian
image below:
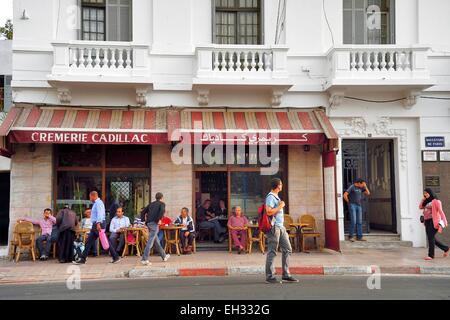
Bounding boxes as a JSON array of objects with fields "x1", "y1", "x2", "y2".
[
  {"x1": 73, "y1": 191, "x2": 121, "y2": 264},
  {"x1": 140, "y1": 192, "x2": 171, "y2": 266},
  {"x1": 419, "y1": 188, "x2": 449, "y2": 260},
  {"x1": 343, "y1": 178, "x2": 370, "y2": 242},
  {"x1": 265, "y1": 178, "x2": 298, "y2": 284}
]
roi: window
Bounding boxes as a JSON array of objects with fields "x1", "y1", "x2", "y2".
[
  {"x1": 214, "y1": 0, "x2": 262, "y2": 45},
  {"x1": 81, "y1": 0, "x2": 132, "y2": 41},
  {"x1": 0, "y1": 75, "x2": 12, "y2": 112},
  {"x1": 55, "y1": 145, "x2": 150, "y2": 221},
  {"x1": 343, "y1": 0, "x2": 395, "y2": 44}
]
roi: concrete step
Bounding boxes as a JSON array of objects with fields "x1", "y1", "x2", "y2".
[{"x1": 341, "y1": 233, "x2": 413, "y2": 249}]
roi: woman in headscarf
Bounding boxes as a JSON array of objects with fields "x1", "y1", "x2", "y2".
[
  {"x1": 56, "y1": 206, "x2": 79, "y2": 263},
  {"x1": 419, "y1": 188, "x2": 449, "y2": 260}
]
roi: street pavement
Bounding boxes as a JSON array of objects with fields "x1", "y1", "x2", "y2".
[{"x1": 0, "y1": 275, "x2": 449, "y2": 300}]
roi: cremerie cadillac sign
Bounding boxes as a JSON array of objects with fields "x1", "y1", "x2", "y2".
[{"x1": 9, "y1": 131, "x2": 168, "y2": 145}]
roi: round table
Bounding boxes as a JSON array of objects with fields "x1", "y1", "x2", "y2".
[{"x1": 160, "y1": 224, "x2": 183, "y2": 256}]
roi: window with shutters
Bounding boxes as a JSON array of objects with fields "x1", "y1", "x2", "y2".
[
  {"x1": 343, "y1": 0, "x2": 395, "y2": 44},
  {"x1": 81, "y1": 0, "x2": 132, "y2": 41},
  {"x1": 214, "y1": 0, "x2": 262, "y2": 45}
]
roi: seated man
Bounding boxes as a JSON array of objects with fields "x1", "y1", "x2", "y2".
[
  {"x1": 81, "y1": 208, "x2": 98, "y2": 256},
  {"x1": 109, "y1": 207, "x2": 131, "y2": 255},
  {"x1": 227, "y1": 206, "x2": 249, "y2": 254},
  {"x1": 174, "y1": 207, "x2": 195, "y2": 254},
  {"x1": 17, "y1": 208, "x2": 56, "y2": 261},
  {"x1": 197, "y1": 199, "x2": 226, "y2": 243}
]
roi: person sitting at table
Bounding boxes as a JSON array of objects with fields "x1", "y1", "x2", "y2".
[
  {"x1": 227, "y1": 206, "x2": 249, "y2": 254},
  {"x1": 17, "y1": 208, "x2": 57, "y2": 261},
  {"x1": 215, "y1": 199, "x2": 228, "y2": 217},
  {"x1": 174, "y1": 207, "x2": 195, "y2": 254},
  {"x1": 81, "y1": 208, "x2": 98, "y2": 257},
  {"x1": 109, "y1": 207, "x2": 131, "y2": 255},
  {"x1": 197, "y1": 199, "x2": 227, "y2": 243}
]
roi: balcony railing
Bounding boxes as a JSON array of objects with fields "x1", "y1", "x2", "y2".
[
  {"x1": 50, "y1": 41, "x2": 150, "y2": 81},
  {"x1": 327, "y1": 45, "x2": 432, "y2": 86},
  {"x1": 195, "y1": 44, "x2": 289, "y2": 81}
]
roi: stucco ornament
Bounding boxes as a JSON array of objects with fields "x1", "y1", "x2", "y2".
[
  {"x1": 342, "y1": 117, "x2": 367, "y2": 136},
  {"x1": 373, "y1": 117, "x2": 408, "y2": 169}
]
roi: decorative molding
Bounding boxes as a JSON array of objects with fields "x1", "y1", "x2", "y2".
[
  {"x1": 271, "y1": 89, "x2": 284, "y2": 107},
  {"x1": 403, "y1": 90, "x2": 421, "y2": 109},
  {"x1": 197, "y1": 89, "x2": 210, "y2": 106},
  {"x1": 340, "y1": 117, "x2": 367, "y2": 136},
  {"x1": 136, "y1": 88, "x2": 148, "y2": 106},
  {"x1": 57, "y1": 88, "x2": 71, "y2": 104},
  {"x1": 329, "y1": 93, "x2": 344, "y2": 109}
]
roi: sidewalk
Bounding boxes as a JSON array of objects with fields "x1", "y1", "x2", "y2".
[{"x1": 1, "y1": 247, "x2": 450, "y2": 284}]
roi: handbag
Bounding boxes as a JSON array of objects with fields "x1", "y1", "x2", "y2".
[{"x1": 99, "y1": 229, "x2": 110, "y2": 250}]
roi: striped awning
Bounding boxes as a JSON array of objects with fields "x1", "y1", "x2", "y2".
[
  {"x1": 0, "y1": 106, "x2": 338, "y2": 146},
  {"x1": 0, "y1": 106, "x2": 168, "y2": 144},
  {"x1": 173, "y1": 109, "x2": 338, "y2": 145}
]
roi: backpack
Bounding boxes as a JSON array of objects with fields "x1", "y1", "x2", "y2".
[
  {"x1": 258, "y1": 194, "x2": 275, "y2": 234},
  {"x1": 73, "y1": 239, "x2": 85, "y2": 261}
]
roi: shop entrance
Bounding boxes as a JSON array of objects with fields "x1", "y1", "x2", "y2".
[
  {"x1": 342, "y1": 139, "x2": 397, "y2": 234},
  {"x1": 0, "y1": 172, "x2": 10, "y2": 245}
]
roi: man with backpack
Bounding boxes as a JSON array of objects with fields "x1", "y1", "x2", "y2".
[{"x1": 263, "y1": 178, "x2": 299, "y2": 284}]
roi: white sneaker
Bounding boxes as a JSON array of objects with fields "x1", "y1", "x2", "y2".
[
  {"x1": 141, "y1": 260, "x2": 151, "y2": 266},
  {"x1": 163, "y1": 254, "x2": 170, "y2": 262}
]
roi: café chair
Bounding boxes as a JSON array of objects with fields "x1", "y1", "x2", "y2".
[
  {"x1": 228, "y1": 227, "x2": 248, "y2": 253},
  {"x1": 13, "y1": 221, "x2": 37, "y2": 262},
  {"x1": 299, "y1": 214, "x2": 322, "y2": 252},
  {"x1": 247, "y1": 227, "x2": 265, "y2": 254},
  {"x1": 122, "y1": 229, "x2": 141, "y2": 257},
  {"x1": 283, "y1": 214, "x2": 298, "y2": 251}
]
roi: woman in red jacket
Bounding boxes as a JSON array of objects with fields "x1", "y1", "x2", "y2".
[{"x1": 419, "y1": 188, "x2": 449, "y2": 260}]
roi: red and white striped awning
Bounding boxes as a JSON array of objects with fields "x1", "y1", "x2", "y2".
[
  {"x1": 0, "y1": 106, "x2": 338, "y2": 146},
  {"x1": 170, "y1": 109, "x2": 338, "y2": 145},
  {"x1": 0, "y1": 106, "x2": 168, "y2": 144}
]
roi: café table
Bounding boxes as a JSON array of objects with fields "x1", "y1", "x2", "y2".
[
  {"x1": 121, "y1": 227, "x2": 147, "y2": 257},
  {"x1": 246, "y1": 224, "x2": 265, "y2": 254},
  {"x1": 160, "y1": 224, "x2": 183, "y2": 256},
  {"x1": 289, "y1": 222, "x2": 310, "y2": 252}
]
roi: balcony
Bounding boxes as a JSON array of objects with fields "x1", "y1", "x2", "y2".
[
  {"x1": 47, "y1": 41, "x2": 151, "y2": 105},
  {"x1": 193, "y1": 44, "x2": 293, "y2": 106},
  {"x1": 326, "y1": 45, "x2": 434, "y2": 106}
]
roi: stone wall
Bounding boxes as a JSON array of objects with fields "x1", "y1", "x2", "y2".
[
  {"x1": 151, "y1": 145, "x2": 193, "y2": 220},
  {"x1": 8, "y1": 144, "x2": 53, "y2": 239},
  {"x1": 288, "y1": 145, "x2": 325, "y2": 246}
]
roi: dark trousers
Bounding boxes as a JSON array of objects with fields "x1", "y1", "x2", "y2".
[
  {"x1": 180, "y1": 231, "x2": 195, "y2": 248},
  {"x1": 80, "y1": 223, "x2": 119, "y2": 261},
  {"x1": 36, "y1": 234, "x2": 52, "y2": 257},
  {"x1": 109, "y1": 232, "x2": 125, "y2": 255},
  {"x1": 425, "y1": 219, "x2": 449, "y2": 258}
]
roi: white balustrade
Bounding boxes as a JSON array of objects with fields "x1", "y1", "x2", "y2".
[
  {"x1": 51, "y1": 41, "x2": 150, "y2": 80},
  {"x1": 328, "y1": 45, "x2": 431, "y2": 84},
  {"x1": 196, "y1": 45, "x2": 289, "y2": 80}
]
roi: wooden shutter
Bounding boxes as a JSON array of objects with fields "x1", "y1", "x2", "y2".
[{"x1": 107, "y1": 0, "x2": 132, "y2": 41}]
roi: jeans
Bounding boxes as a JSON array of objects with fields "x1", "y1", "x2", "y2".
[
  {"x1": 199, "y1": 220, "x2": 226, "y2": 241},
  {"x1": 80, "y1": 222, "x2": 119, "y2": 261},
  {"x1": 180, "y1": 231, "x2": 195, "y2": 248},
  {"x1": 349, "y1": 203, "x2": 363, "y2": 239},
  {"x1": 36, "y1": 234, "x2": 52, "y2": 257},
  {"x1": 158, "y1": 230, "x2": 165, "y2": 249},
  {"x1": 109, "y1": 232, "x2": 125, "y2": 256},
  {"x1": 142, "y1": 222, "x2": 167, "y2": 261},
  {"x1": 425, "y1": 219, "x2": 449, "y2": 258},
  {"x1": 265, "y1": 225, "x2": 292, "y2": 279}
]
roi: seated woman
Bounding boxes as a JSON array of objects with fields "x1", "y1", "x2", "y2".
[
  {"x1": 174, "y1": 207, "x2": 195, "y2": 254},
  {"x1": 227, "y1": 206, "x2": 248, "y2": 254}
]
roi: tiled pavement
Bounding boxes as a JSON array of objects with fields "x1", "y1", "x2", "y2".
[{"x1": 1, "y1": 247, "x2": 450, "y2": 284}]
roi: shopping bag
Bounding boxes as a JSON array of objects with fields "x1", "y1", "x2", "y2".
[{"x1": 99, "y1": 229, "x2": 110, "y2": 250}]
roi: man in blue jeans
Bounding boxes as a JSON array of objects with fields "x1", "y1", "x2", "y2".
[
  {"x1": 140, "y1": 192, "x2": 170, "y2": 266},
  {"x1": 344, "y1": 178, "x2": 371, "y2": 242}
]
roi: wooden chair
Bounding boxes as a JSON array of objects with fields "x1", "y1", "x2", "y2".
[
  {"x1": 228, "y1": 227, "x2": 248, "y2": 253},
  {"x1": 197, "y1": 225, "x2": 213, "y2": 242},
  {"x1": 299, "y1": 215, "x2": 322, "y2": 252},
  {"x1": 163, "y1": 228, "x2": 182, "y2": 256},
  {"x1": 122, "y1": 229, "x2": 141, "y2": 257},
  {"x1": 247, "y1": 227, "x2": 265, "y2": 254},
  {"x1": 283, "y1": 214, "x2": 298, "y2": 251},
  {"x1": 14, "y1": 221, "x2": 37, "y2": 262}
]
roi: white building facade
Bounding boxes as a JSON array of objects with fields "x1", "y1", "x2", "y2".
[{"x1": 1, "y1": 0, "x2": 450, "y2": 251}]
